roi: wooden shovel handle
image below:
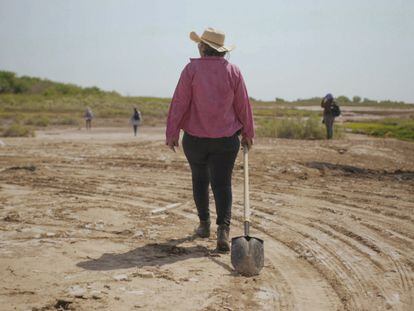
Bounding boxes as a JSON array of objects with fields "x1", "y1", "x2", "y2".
[{"x1": 243, "y1": 146, "x2": 250, "y2": 225}]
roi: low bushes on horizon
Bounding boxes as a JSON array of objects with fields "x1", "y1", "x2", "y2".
[
  {"x1": 0, "y1": 94, "x2": 170, "y2": 128},
  {"x1": 257, "y1": 116, "x2": 329, "y2": 139},
  {"x1": 253, "y1": 107, "x2": 319, "y2": 118},
  {"x1": 344, "y1": 118, "x2": 414, "y2": 141},
  {"x1": 52, "y1": 116, "x2": 79, "y2": 126},
  {"x1": 2, "y1": 70, "x2": 413, "y2": 109},
  {"x1": 24, "y1": 115, "x2": 50, "y2": 127},
  {"x1": 1, "y1": 123, "x2": 34, "y2": 137},
  {"x1": 0, "y1": 70, "x2": 116, "y2": 96}
]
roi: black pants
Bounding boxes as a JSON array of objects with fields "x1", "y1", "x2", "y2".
[
  {"x1": 324, "y1": 114, "x2": 335, "y2": 139},
  {"x1": 182, "y1": 132, "x2": 240, "y2": 226},
  {"x1": 85, "y1": 119, "x2": 91, "y2": 130}
]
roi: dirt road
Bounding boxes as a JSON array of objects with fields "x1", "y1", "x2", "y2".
[{"x1": 1, "y1": 127, "x2": 413, "y2": 310}]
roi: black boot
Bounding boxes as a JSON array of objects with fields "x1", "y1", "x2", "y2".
[
  {"x1": 217, "y1": 224, "x2": 230, "y2": 252},
  {"x1": 195, "y1": 220, "x2": 211, "y2": 238}
]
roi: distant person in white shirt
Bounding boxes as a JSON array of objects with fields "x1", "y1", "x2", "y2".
[{"x1": 84, "y1": 107, "x2": 94, "y2": 130}]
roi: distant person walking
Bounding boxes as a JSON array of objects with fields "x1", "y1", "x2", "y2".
[
  {"x1": 130, "y1": 107, "x2": 142, "y2": 136},
  {"x1": 84, "y1": 107, "x2": 94, "y2": 130},
  {"x1": 321, "y1": 93, "x2": 340, "y2": 139},
  {"x1": 166, "y1": 28, "x2": 254, "y2": 252}
]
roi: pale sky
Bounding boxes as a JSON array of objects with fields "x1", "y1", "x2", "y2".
[{"x1": 1, "y1": 0, "x2": 413, "y2": 102}]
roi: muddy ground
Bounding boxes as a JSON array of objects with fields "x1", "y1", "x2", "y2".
[{"x1": 0, "y1": 126, "x2": 413, "y2": 311}]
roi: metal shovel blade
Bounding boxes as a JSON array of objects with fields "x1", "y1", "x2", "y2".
[{"x1": 231, "y1": 235, "x2": 264, "y2": 276}]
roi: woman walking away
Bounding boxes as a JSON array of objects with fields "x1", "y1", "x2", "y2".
[
  {"x1": 321, "y1": 93, "x2": 337, "y2": 139},
  {"x1": 84, "y1": 107, "x2": 94, "y2": 130},
  {"x1": 130, "y1": 107, "x2": 142, "y2": 136},
  {"x1": 166, "y1": 27, "x2": 254, "y2": 252}
]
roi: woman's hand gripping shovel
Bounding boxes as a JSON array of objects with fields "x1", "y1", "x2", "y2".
[{"x1": 231, "y1": 144, "x2": 264, "y2": 276}]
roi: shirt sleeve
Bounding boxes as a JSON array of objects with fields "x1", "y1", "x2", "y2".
[
  {"x1": 233, "y1": 72, "x2": 255, "y2": 139},
  {"x1": 166, "y1": 64, "x2": 192, "y2": 142}
]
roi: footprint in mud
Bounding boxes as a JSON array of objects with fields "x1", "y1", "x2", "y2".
[
  {"x1": 3, "y1": 211, "x2": 21, "y2": 222},
  {"x1": 54, "y1": 299, "x2": 73, "y2": 310},
  {"x1": 36, "y1": 299, "x2": 74, "y2": 311}
]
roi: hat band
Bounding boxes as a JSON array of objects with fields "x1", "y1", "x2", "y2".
[{"x1": 201, "y1": 36, "x2": 224, "y2": 47}]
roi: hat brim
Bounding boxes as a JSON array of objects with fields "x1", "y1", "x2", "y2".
[{"x1": 189, "y1": 31, "x2": 235, "y2": 52}]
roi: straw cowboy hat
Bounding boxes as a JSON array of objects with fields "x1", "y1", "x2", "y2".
[{"x1": 190, "y1": 27, "x2": 235, "y2": 52}]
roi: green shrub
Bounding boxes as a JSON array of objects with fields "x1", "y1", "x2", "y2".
[
  {"x1": 304, "y1": 116, "x2": 326, "y2": 139},
  {"x1": 254, "y1": 107, "x2": 318, "y2": 118},
  {"x1": 0, "y1": 71, "x2": 16, "y2": 93},
  {"x1": 0, "y1": 70, "x2": 105, "y2": 96},
  {"x1": 2, "y1": 124, "x2": 34, "y2": 137},
  {"x1": 333, "y1": 124, "x2": 345, "y2": 138},
  {"x1": 344, "y1": 118, "x2": 414, "y2": 141},
  {"x1": 276, "y1": 118, "x2": 305, "y2": 139},
  {"x1": 25, "y1": 115, "x2": 50, "y2": 127},
  {"x1": 97, "y1": 108, "x2": 129, "y2": 118},
  {"x1": 53, "y1": 116, "x2": 79, "y2": 126},
  {"x1": 257, "y1": 116, "x2": 327, "y2": 139},
  {"x1": 257, "y1": 118, "x2": 278, "y2": 137}
]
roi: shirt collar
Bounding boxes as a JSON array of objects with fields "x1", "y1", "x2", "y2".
[{"x1": 190, "y1": 56, "x2": 226, "y2": 62}]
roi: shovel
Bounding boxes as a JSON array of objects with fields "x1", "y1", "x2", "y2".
[{"x1": 231, "y1": 145, "x2": 264, "y2": 276}]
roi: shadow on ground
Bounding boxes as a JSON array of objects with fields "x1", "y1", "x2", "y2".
[
  {"x1": 305, "y1": 161, "x2": 414, "y2": 180},
  {"x1": 77, "y1": 235, "x2": 213, "y2": 271}
]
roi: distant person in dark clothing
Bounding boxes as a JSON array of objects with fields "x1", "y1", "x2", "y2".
[
  {"x1": 130, "y1": 107, "x2": 142, "y2": 136},
  {"x1": 321, "y1": 93, "x2": 336, "y2": 139},
  {"x1": 84, "y1": 107, "x2": 94, "y2": 130}
]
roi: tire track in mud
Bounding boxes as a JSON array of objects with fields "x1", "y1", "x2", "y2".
[
  {"x1": 317, "y1": 221, "x2": 414, "y2": 292},
  {"x1": 6, "y1": 172, "x2": 409, "y2": 309},
  {"x1": 254, "y1": 183, "x2": 414, "y2": 236},
  {"x1": 172, "y1": 207, "x2": 295, "y2": 311},
  {"x1": 315, "y1": 194, "x2": 413, "y2": 223},
  {"x1": 172, "y1": 204, "x2": 342, "y2": 311},
  {"x1": 251, "y1": 216, "x2": 380, "y2": 311},
  {"x1": 300, "y1": 192, "x2": 414, "y2": 261},
  {"x1": 234, "y1": 206, "x2": 362, "y2": 310},
  {"x1": 8, "y1": 164, "x2": 410, "y2": 309},
  {"x1": 236, "y1": 191, "x2": 414, "y2": 311},
  {"x1": 2, "y1": 167, "x2": 192, "y2": 211},
  {"x1": 248, "y1": 186, "x2": 414, "y2": 260},
  {"x1": 359, "y1": 222, "x2": 414, "y2": 251}
]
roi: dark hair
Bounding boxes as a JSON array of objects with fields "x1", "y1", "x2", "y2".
[{"x1": 200, "y1": 42, "x2": 227, "y2": 57}]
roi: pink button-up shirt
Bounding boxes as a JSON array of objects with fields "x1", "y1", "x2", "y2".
[{"x1": 166, "y1": 57, "x2": 254, "y2": 142}]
